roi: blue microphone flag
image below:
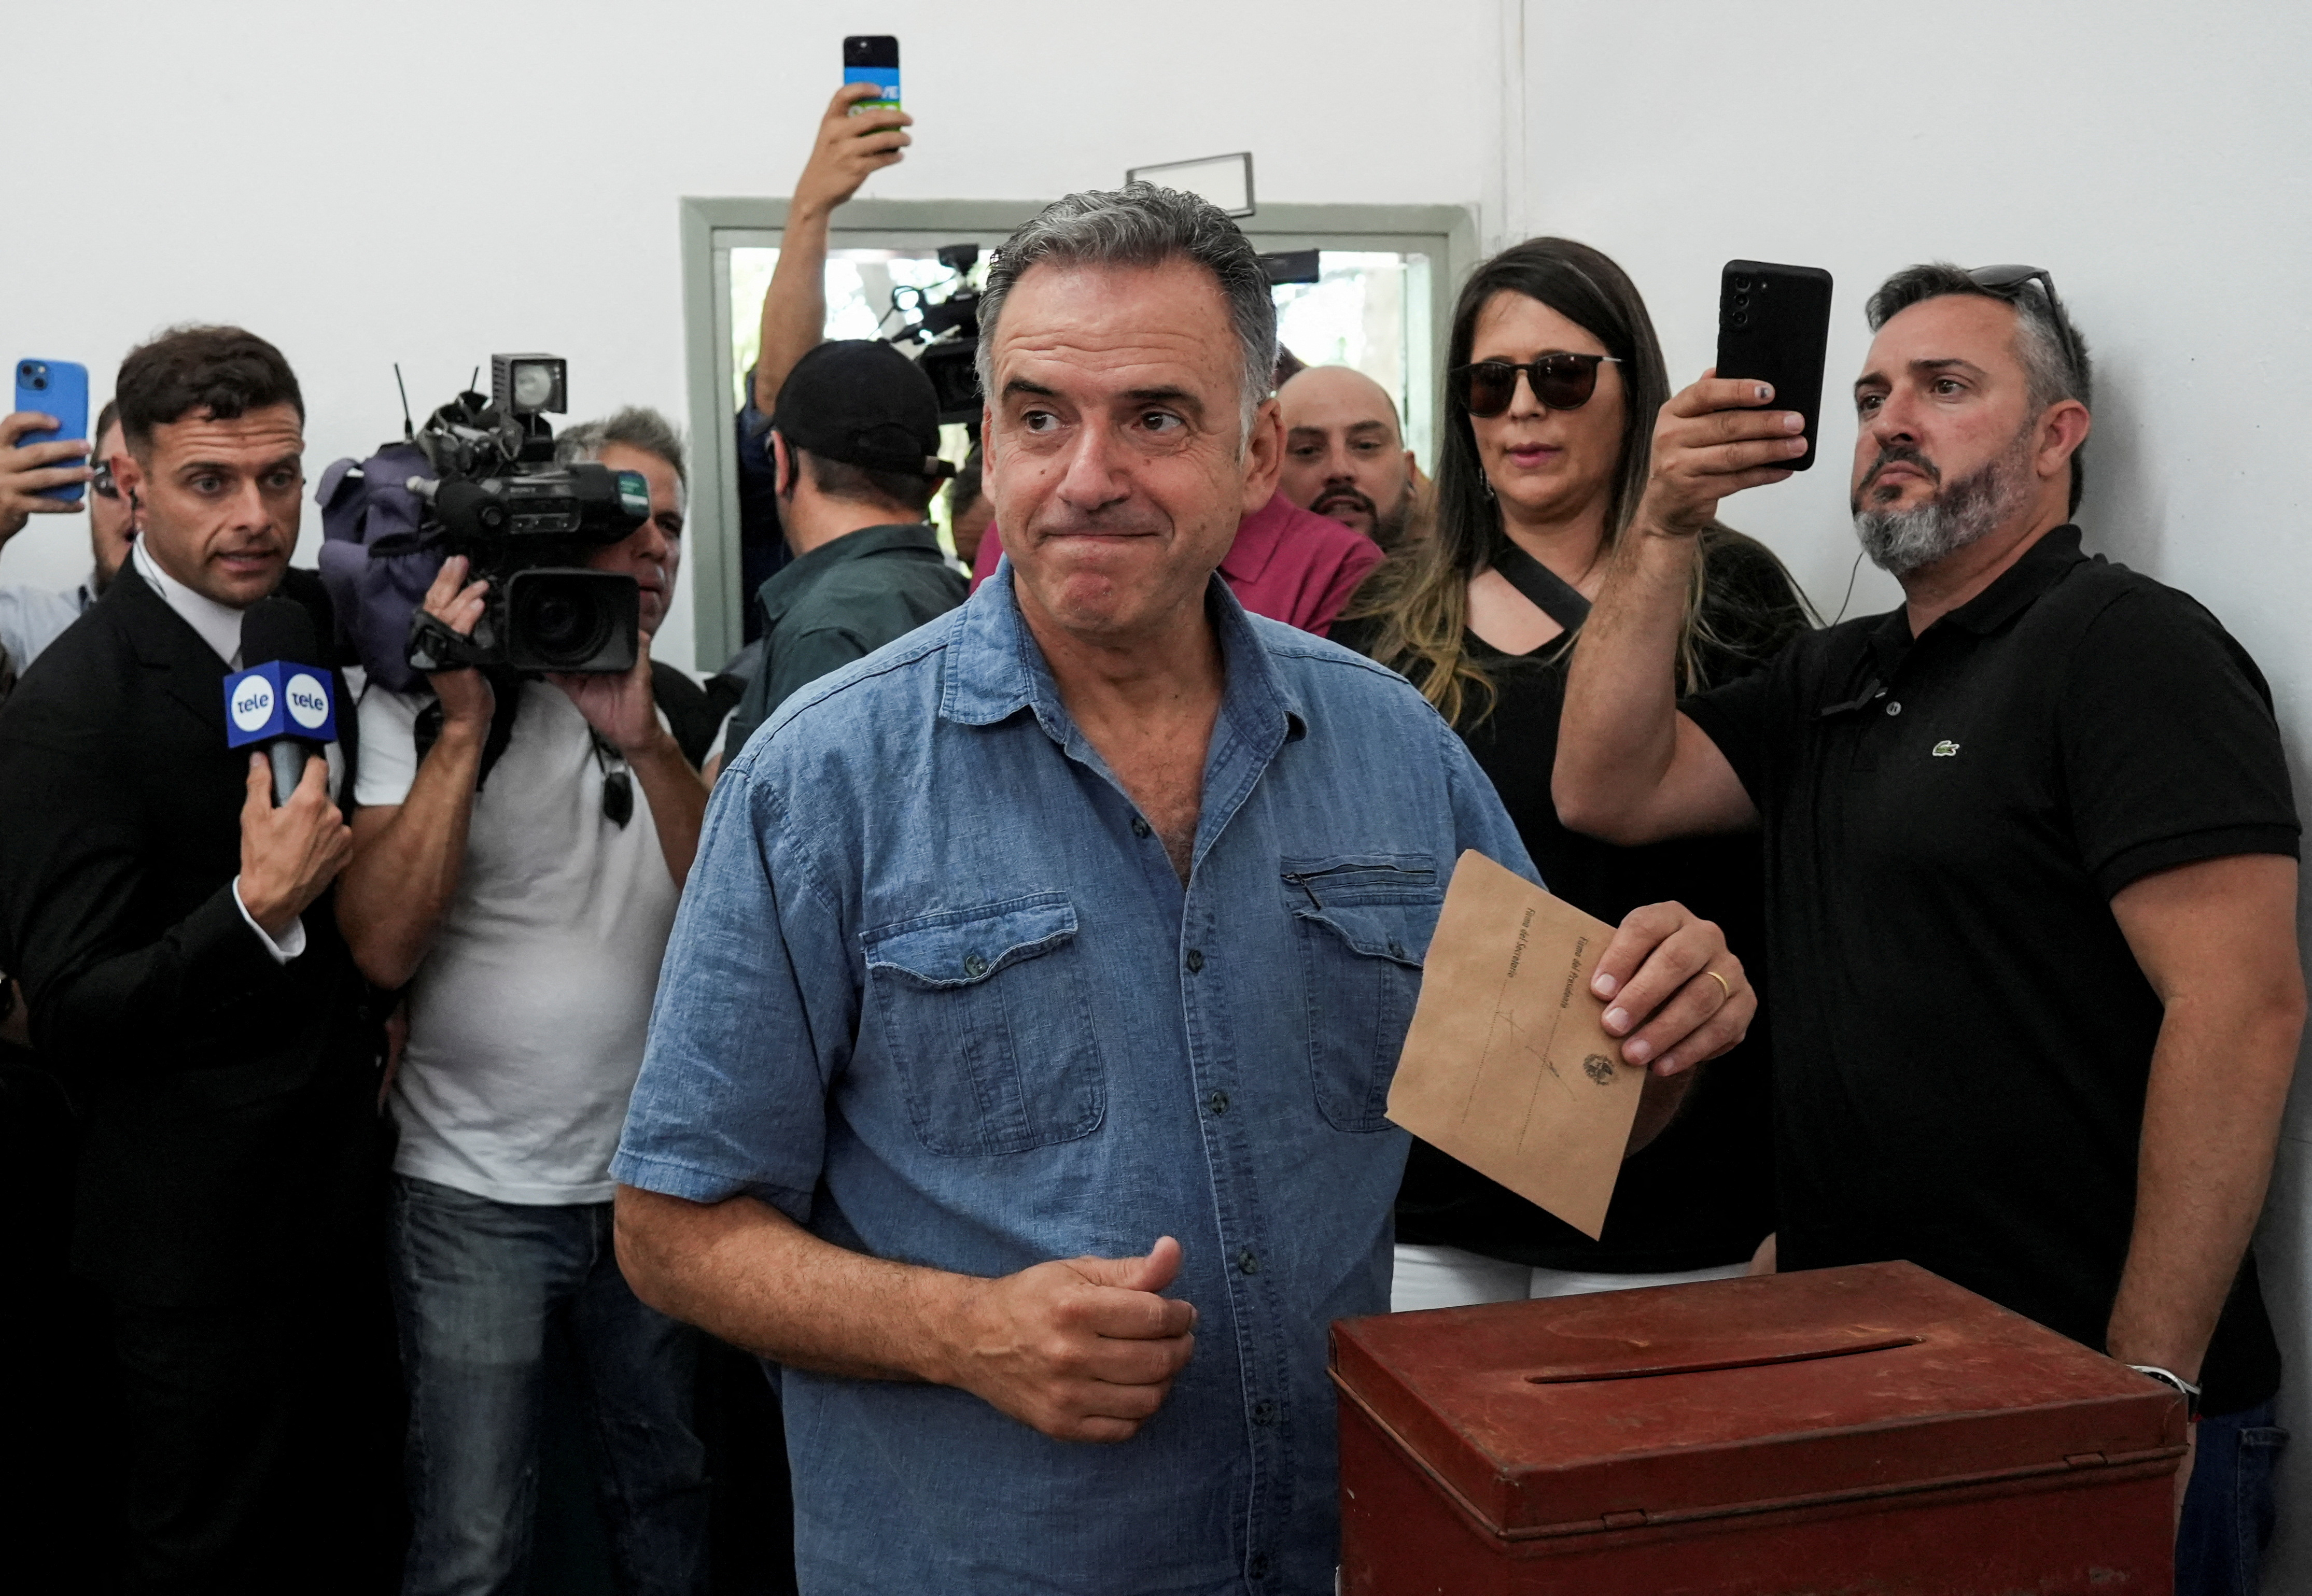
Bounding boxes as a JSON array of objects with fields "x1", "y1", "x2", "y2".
[{"x1": 223, "y1": 661, "x2": 338, "y2": 748}]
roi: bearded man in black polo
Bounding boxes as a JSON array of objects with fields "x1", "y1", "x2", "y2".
[{"x1": 1556, "y1": 263, "x2": 2300, "y2": 1596}]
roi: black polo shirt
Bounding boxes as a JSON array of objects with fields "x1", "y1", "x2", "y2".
[{"x1": 1684, "y1": 525, "x2": 2296, "y2": 1414}]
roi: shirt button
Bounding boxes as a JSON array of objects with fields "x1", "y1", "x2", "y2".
[
  {"x1": 1885, "y1": 700, "x2": 1903, "y2": 716},
  {"x1": 1252, "y1": 1398, "x2": 1279, "y2": 1426},
  {"x1": 963, "y1": 953, "x2": 988, "y2": 978},
  {"x1": 1185, "y1": 948, "x2": 1206, "y2": 973},
  {"x1": 1130, "y1": 816, "x2": 1151, "y2": 838},
  {"x1": 1208, "y1": 1090, "x2": 1230, "y2": 1115},
  {"x1": 1237, "y1": 1248, "x2": 1260, "y2": 1275}
]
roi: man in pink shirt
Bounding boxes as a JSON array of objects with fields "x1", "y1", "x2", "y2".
[{"x1": 969, "y1": 488, "x2": 1382, "y2": 635}]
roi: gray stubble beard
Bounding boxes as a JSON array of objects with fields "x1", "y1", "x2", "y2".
[{"x1": 1852, "y1": 426, "x2": 2037, "y2": 577}]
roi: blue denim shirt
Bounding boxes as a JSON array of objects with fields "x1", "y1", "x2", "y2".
[{"x1": 614, "y1": 568, "x2": 1535, "y2": 1595}]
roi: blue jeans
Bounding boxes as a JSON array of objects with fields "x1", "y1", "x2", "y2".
[
  {"x1": 389, "y1": 1176, "x2": 707, "y2": 1596},
  {"x1": 2175, "y1": 1397, "x2": 2288, "y2": 1596}
]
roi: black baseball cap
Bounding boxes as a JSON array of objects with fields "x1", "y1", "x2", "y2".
[{"x1": 772, "y1": 340, "x2": 955, "y2": 479}]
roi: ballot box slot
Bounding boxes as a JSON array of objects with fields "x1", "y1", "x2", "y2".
[{"x1": 1523, "y1": 1332, "x2": 1923, "y2": 1385}]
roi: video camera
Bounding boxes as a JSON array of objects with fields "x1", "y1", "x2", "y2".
[
  {"x1": 403, "y1": 355, "x2": 649, "y2": 674},
  {"x1": 885, "y1": 244, "x2": 983, "y2": 425}
]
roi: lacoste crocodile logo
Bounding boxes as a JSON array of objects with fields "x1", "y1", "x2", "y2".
[{"x1": 1932, "y1": 740, "x2": 1960, "y2": 757}]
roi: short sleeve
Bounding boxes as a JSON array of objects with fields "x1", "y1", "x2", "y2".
[
  {"x1": 353, "y1": 684, "x2": 425, "y2": 807},
  {"x1": 1680, "y1": 666, "x2": 1781, "y2": 810},
  {"x1": 612, "y1": 762, "x2": 860, "y2": 1219},
  {"x1": 2059, "y1": 588, "x2": 2299, "y2": 897}
]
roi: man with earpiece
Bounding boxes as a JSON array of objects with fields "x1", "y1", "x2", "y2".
[{"x1": 0, "y1": 325, "x2": 398, "y2": 1594}]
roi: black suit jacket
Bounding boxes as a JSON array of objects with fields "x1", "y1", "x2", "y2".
[{"x1": 0, "y1": 566, "x2": 387, "y2": 1306}]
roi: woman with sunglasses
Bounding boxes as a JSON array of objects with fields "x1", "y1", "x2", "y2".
[{"x1": 1337, "y1": 237, "x2": 1812, "y2": 1311}]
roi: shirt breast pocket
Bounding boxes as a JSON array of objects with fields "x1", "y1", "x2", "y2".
[
  {"x1": 1282, "y1": 854, "x2": 1440, "y2": 1133},
  {"x1": 861, "y1": 893, "x2": 1107, "y2": 1157}
]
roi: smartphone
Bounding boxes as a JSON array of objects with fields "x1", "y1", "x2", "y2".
[
  {"x1": 843, "y1": 35, "x2": 900, "y2": 115},
  {"x1": 12, "y1": 358, "x2": 91, "y2": 503},
  {"x1": 1715, "y1": 262, "x2": 1833, "y2": 472}
]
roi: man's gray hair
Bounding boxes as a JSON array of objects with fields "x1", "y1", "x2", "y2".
[
  {"x1": 974, "y1": 182, "x2": 1278, "y2": 436},
  {"x1": 1865, "y1": 263, "x2": 2091, "y2": 514},
  {"x1": 556, "y1": 405, "x2": 689, "y2": 489}
]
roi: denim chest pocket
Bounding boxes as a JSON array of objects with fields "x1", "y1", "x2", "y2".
[
  {"x1": 1282, "y1": 855, "x2": 1440, "y2": 1133},
  {"x1": 861, "y1": 893, "x2": 1106, "y2": 1156}
]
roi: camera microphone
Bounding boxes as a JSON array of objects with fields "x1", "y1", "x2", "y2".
[{"x1": 226, "y1": 598, "x2": 340, "y2": 806}]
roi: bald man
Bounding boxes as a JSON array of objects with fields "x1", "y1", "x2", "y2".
[{"x1": 1278, "y1": 364, "x2": 1419, "y2": 551}]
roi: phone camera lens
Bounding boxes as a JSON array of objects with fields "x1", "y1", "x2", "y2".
[
  {"x1": 1734, "y1": 293, "x2": 1750, "y2": 309},
  {"x1": 31, "y1": 376, "x2": 46, "y2": 391},
  {"x1": 1731, "y1": 276, "x2": 1750, "y2": 292},
  {"x1": 1732, "y1": 312, "x2": 1750, "y2": 329}
]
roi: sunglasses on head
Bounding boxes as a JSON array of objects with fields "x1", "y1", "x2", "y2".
[
  {"x1": 1449, "y1": 354, "x2": 1623, "y2": 419},
  {"x1": 1965, "y1": 263, "x2": 2085, "y2": 377}
]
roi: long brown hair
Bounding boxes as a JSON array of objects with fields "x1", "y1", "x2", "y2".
[{"x1": 1356, "y1": 238, "x2": 1700, "y2": 724}]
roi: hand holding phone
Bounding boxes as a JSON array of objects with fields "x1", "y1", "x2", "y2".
[
  {"x1": 797, "y1": 80, "x2": 911, "y2": 218},
  {"x1": 1713, "y1": 261, "x2": 1833, "y2": 471},
  {"x1": 4, "y1": 361, "x2": 95, "y2": 539},
  {"x1": 11, "y1": 359, "x2": 92, "y2": 503}
]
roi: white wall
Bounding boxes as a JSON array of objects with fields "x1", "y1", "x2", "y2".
[
  {"x1": 1, "y1": 0, "x2": 1501, "y2": 673},
  {"x1": 1516, "y1": 1, "x2": 2312, "y2": 1582},
  {"x1": 8, "y1": 0, "x2": 2308, "y2": 1581}
]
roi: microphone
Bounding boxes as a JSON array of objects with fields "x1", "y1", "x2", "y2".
[{"x1": 225, "y1": 598, "x2": 340, "y2": 805}]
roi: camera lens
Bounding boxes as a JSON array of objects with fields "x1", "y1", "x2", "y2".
[
  {"x1": 515, "y1": 577, "x2": 608, "y2": 668},
  {"x1": 1731, "y1": 276, "x2": 1750, "y2": 292},
  {"x1": 1733, "y1": 312, "x2": 1750, "y2": 329},
  {"x1": 531, "y1": 590, "x2": 605, "y2": 665},
  {"x1": 508, "y1": 571, "x2": 633, "y2": 673},
  {"x1": 1734, "y1": 294, "x2": 1750, "y2": 309}
]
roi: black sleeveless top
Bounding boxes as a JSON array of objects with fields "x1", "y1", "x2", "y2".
[{"x1": 1335, "y1": 529, "x2": 1812, "y2": 1271}]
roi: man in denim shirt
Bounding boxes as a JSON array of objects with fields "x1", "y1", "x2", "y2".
[{"x1": 613, "y1": 186, "x2": 1755, "y2": 1595}]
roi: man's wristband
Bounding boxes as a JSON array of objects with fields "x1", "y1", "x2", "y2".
[{"x1": 2127, "y1": 1364, "x2": 2202, "y2": 1422}]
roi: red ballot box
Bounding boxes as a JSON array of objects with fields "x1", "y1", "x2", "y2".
[{"x1": 1332, "y1": 1261, "x2": 2182, "y2": 1595}]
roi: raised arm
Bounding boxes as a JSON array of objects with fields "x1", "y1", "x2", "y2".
[
  {"x1": 334, "y1": 559, "x2": 493, "y2": 989},
  {"x1": 1555, "y1": 374, "x2": 1807, "y2": 844},
  {"x1": 751, "y1": 83, "x2": 913, "y2": 415}
]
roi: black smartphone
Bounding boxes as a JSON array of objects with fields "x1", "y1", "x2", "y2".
[
  {"x1": 843, "y1": 35, "x2": 900, "y2": 114},
  {"x1": 1715, "y1": 261, "x2": 1834, "y2": 471}
]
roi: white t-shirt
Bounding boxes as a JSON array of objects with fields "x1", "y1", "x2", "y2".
[{"x1": 357, "y1": 680, "x2": 681, "y2": 1205}]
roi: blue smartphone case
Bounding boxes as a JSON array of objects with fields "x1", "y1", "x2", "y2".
[
  {"x1": 13, "y1": 358, "x2": 91, "y2": 503},
  {"x1": 844, "y1": 64, "x2": 901, "y2": 110}
]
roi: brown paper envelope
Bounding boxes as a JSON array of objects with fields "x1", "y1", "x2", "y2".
[{"x1": 1386, "y1": 850, "x2": 1644, "y2": 1240}]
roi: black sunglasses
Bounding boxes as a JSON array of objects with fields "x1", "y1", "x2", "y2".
[
  {"x1": 1449, "y1": 354, "x2": 1622, "y2": 418},
  {"x1": 1966, "y1": 263, "x2": 2085, "y2": 378}
]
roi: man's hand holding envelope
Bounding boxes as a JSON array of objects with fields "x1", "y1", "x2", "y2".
[{"x1": 1389, "y1": 852, "x2": 1757, "y2": 1240}]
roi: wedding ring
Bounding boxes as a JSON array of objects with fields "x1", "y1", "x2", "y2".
[{"x1": 1704, "y1": 970, "x2": 1732, "y2": 1004}]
